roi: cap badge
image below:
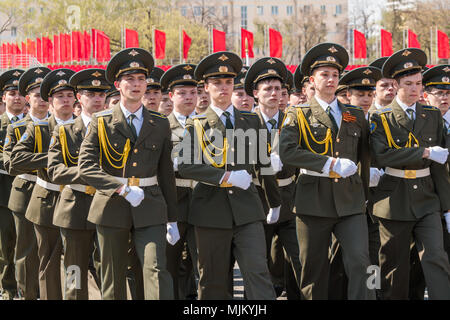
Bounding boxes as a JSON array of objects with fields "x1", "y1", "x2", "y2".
[
  {"x1": 183, "y1": 65, "x2": 193, "y2": 71},
  {"x1": 147, "y1": 78, "x2": 154, "y2": 84},
  {"x1": 12, "y1": 71, "x2": 21, "y2": 77},
  {"x1": 35, "y1": 68, "x2": 43, "y2": 74},
  {"x1": 35, "y1": 77, "x2": 43, "y2": 83},
  {"x1": 129, "y1": 49, "x2": 139, "y2": 57},
  {"x1": 326, "y1": 56, "x2": 336, "y2": 62},
  {"x1": 240, "y1": 78, "x2": 245, "y2": 84},
  {"x1": 403, "y1": 62, "x2": 413, "y2": 69},
  {"x1": 442, "y1": 77, "x2": 450, "y2": 83},
  {"x1": 443, "y1": 67, "x2": 450, "y2": 73},
  {"x1": 268, "y1": 69, "x2": 278, "y2": 75},
  {"x1": 92, "y1": 71, "x2": 102, "y2": 77},
  {"x1": 130, "y1": 62, "x2": 140, "y2": 68},
  {"x1": 56, "y1": 71, "x2": 66, "y2": 77},
  {"x1": 218, "y1": 54, "x2": 229, "y2": 62},
  {"x1": 362, "y1": 78, "x2": 371, "y2": 85},
  {"x1": 12, "y1": 80, "x2": 19, "y2": 86},
  {"x1": 328, "y1": 46, "x2": 338, "y2": 53},
  {"x1": 58, "y1": 80, "x2": 68, "y2": 85},
  {"x1": 219, "y1": 66, "x2": 229, "y2": 72},
  {"x1": 267, "y1": 58, "x2": 276, "y2": 65},
  {"x1": 402, "y1": 50, "x2": 412, "y2": 56},
  {"x1": 363, "y1": 69, "x2": 372, "y2": 75},
  {"x1": 92, "y1": 80, "x2": 101, "y2": 87},
  {"x1": 183, "y1": 74, "x2": 193, "y2": 80}
]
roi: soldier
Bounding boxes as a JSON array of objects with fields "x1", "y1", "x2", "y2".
[
  {"x1": 158, "y1": 89, "x2": 173, "y2": 116},
  {"x1": 160, "y1": 63, "x2": 199, "y2": 299},
  {"x1": 370, "y1": 48, "x2": 450, "y2": 299},
  {"x1": 105, "y1": 87, "x2": 120, "y2": 109},
  {"x1": 142, "y1": 67, "x2": 164, "y2": 112},
  {"x1": 11, "y1": 68, "x2": 77, "y2": 300},
  {"x1": 290, "y1": 69, "x2": 308, "y2": 106},
  {"x1": 3, "y1": 67, "x2": 51, "y2": 300},
  {"x1": 78, "y1": 48, "x2": 178, "y2": 300},
  {"x1": 46, "y1": 68, "x2": 110, "y2": 300},
  {"x1": 0, "y1": 93, "x2": 5, "y2": 115},
  {"x1": 0, "y1": 69, "x2": 26, "y2": 300},
  {"x1": 178, "y1": 51, "x2": 281, "y2": 300},
  {"x1": 279, "y1": 43, "x2": 375, "y2": 300},
  {"x1": 244, "y1": 57, "x2": 302, "y2": 300},
  {"x1": 369, "y1": 58, "x2": 397, "y2": 111},
  {"x1": 231, "y1": 66, "x2": 255, "y2": 112},
  {"x1": 196, "y1": 80, "x2": 210, "y2": 115},
  {"x1": 279, "y1": 71, "x2": 293, "y2": 113}
]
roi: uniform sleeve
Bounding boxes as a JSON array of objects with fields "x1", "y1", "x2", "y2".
[
  {"x1": 3, "y1": 124, "x2": 17, "y2": 174},
  {"x1": 78, "y1": 115, "x2": 123, "y2": 197},
  {"x1": 358, "y1": 112, "x2": 371, "y2": 201},
  {"x1": 10, "y1": 123, "x2": 48, "y2": 174},
  {"x1": 47, "y1": 125, "x2": 83, "y2": 185}
]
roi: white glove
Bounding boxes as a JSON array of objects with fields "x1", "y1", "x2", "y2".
[
  {"x1": 267, "y1": 206, "x2": 281, "y2": 224},
  {"x1": 444, "y1": 212, "x2": 450, "y2": 234},
  {"x1": 331, "y1": 158, "x2": 358, "y2": 178},
  {"x1": 173, "y1": 157, "x2": 178, "y2": 172},
  {"x1": 369, "y1": 168, "x2": 384, "y2": 187},
  {"x1": 227, "y1": 170, "x2": 252, "y2": 190},
  {"x1": 270, "y1": 152, "x2": 283, "y2": 173},
  {"x1": 166, "y1": 222, "x2": 180, "y2": 245},
  {"x1": 119, "y1": 184, "x2": 145, "y2": 207},
  {"x1": 428, "y1": 146, "x2": 449, "y2": 164}
]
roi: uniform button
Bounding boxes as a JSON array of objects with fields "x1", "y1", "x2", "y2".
[
  {"x1": 231, "y1": 148, "x2": 235, "y2": 152},
  {"x1": 336, "y1": 138, "x2": 340, "y2": 143},
  {"x1": 413, "y1": 185, "x2": 418, "y2": 190},
  {"x1": 133, "y1": 162, "x2": 137, "y2": 167},
  {"x1": 335, "y1": 152, "x2": 339, "y2": 156},
  {"x1": 354, "y1": 132, "x2": 357, "y2": 136},
  {"x1": 428, "y1": 138, "x2": 432, "y2": 141},
  {"x1": 134, "y1": 149, "x2": 138, "y2": 153},
  {"x1": 231, "y1": 162, "x2": 235, "y2": 166},
  {"x1": 314, "y1": 131, "x2": 317, "y2": 135},
  {"x1": 334, "y1": 179, "x2": 339, "y2": 183},
  {"x1": 229, "y1": 190, "x2": 233, "y2": 194}
]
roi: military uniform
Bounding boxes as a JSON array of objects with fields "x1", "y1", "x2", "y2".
[
  {"x1": 78, "y1": 48, "x2": 178, "y2": 300},
  {"x1": 0, "y1": 69, "x2": 26, "y2": 299},
  {"x1": 178, "y1": 51, "x2": 281, "y2": 300},
  {"x1": 370, "y1": 48, "x2": 450, "y2": 299},
  {"x1": 279, "y1": 43, "x2": 375, "y2": 300}
]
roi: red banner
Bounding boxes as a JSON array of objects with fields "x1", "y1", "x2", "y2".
[
  {"x1": 408, "y1": 30, "x2": 420, "y2": 48},
  {"x1": 125, "y1": 28, "x2": 139, "y2": 48},
  {"x1": 241, "y1": 28, "x2": 254, "y2": 58},
  {"x1": 27, "y1": 39, "x2": 36, "y2": 57},
  {"x1": 42, "y1": 37, "x2": 53, "y2": 63},
  {"x1": 53, "y1": 35, "x2": 60, "y2": 63},
  {"x1": 92, "y1": 29, "x2": 111, "y2": 62},
  {"x1": 353, "y1": 29, "x2": 366, "y2": 59},
  {"x1": 269, "y1": 28, "x2": 282, "y2": 58},
  {"x1": 154, "y1": 29, "x2": 166, "y2": 60},
  {"x1": 84, "y1": 31, "x2": 91, "y2": 61},
  {"x1": 72, "y1": 31, "x2": 82, "y2": 62},
  {"x1": 437, "y1": 29, "x2": 449, "y2": 59},
  {"x1": 212, "y1": 29, "x2": 226, "y2": 52},
  {"x1": 380, "y1": 29, "x2": 393, "y2": 57},
  {"x1": 182, "y1": 30, "x2": 191, "y2": 60}
]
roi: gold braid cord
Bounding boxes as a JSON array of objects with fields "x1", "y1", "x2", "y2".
[
  {"x1": 98, "y1": 117, "x2": 131, "y2": 169},
  {"x1": 380, "y1": 114, "x2": 419, "y2": 149},
  {"x1": 296, "y1": 108, "x2": 333, "y2": 155},
  {"x1": 34, "y1": 125, "x2": 43, "y2": 153},
  {"x1": 193, "y1": 118, "x2": 228, "y2": 168},
  {"x1": 59, "y1": 126, "x2": 78, "y2": 166}
]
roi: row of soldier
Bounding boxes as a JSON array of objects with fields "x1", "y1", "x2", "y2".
[{"x1": 0, "y1": 42, "x2": 449, "y2": 300}]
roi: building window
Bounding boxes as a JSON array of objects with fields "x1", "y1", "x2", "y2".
[
  {"x1": 180, "y1": 6, "x2": 187, "y2": 16},
  {"x1": 287, "y1": 6, "x2": 293, "y2": 16},
  {"x1": 193, "y1": 6, "x2": 202, "y2": 16},
  {"x1": 271, "y1": 6, "x2": 278, "y2": 15},
  {"x1": 336, "y1": 5, "x2": 342, "y2": 15},
  {"x1": 303, "y1": 5, "x2": 310, "y2": 14},
  {"x1": 222, "y1": 6, "x2": 228, "y2": 17},
  {"x1": 241, "y1": 6, "x2": 247, "y2": 29},
  {"x1": 11, "y1": 27, "x2": 17, "y2": 37},
  {"x1": 257, "y1": 6, "x2": 264, "y2": 16},
  {"x1": 207, "y1": 6, "x2": 215, "y2": 15},
  {"x1": 320, "y1": 5, "x2": 326, "y2": 14}
]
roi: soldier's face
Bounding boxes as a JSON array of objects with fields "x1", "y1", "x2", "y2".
[
  {"x1": 142, "y1": 88, "x2": 162, "y2": 112},
  {"x1": 197, "y1": 86, "x2": 210, "y2": 110},
  {"x1": 77, "y1": 90, "x2": 106, "y2": 116},
  {"x1": 2, "y1": 89, "x2": 26, "y2": 115},
  {"x1": 310, "y1": 67, "x2": 339, "y2": 97},
  {"x1": 302, "y1": 81, "x2": 315, "y2": 100},
  {"x1": 347, "y1": 89, "x2": 375, "y2": 114},
  {"x1": 254, "y1": 79, "x2": 282, "y2": 110},
  {"x1": 105, "y1": 96, "x2": 120, "y2": 109},
  {"x1": 423, "y1": 89, "x2": 450, "y2": 115},
  {"x1": 205, "y1": 78, "x2": 234, "y2": 106},
  {"x1": 395, "y1": 73, "x2": 423, "y2": 106},
  {"x1": 169, "y1": 86, "x2": 197, "y2": 116},
  {"x1": 231, "y1": 89, "x2": 254, "y2": 112},
  {"x1": 158, "y1": 94, "x2": 173, "y2": 116},
  {"x1": 279, "y1": 88, "x2": 289, "y2": 112},
  {"x1": 289, "y1": 92, "x2": 306, "y2": 106},
  {"x1": 49, "y1": 89, "x2": 76, "y2": 118},
  {"x1": 375, "y1": 78, "x2": 396, "y2": 104},
  {"x1": 115, "y1": 73, "x2": 147, "y2": 103},
  {"x1": 336, "y1": 90, "x2": 350, "y2": 104},
  {"x1": 26, "y1": 87, "x2": 49, "y2": 116}
]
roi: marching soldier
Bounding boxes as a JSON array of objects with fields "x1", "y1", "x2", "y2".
[
  {"x1": 0, "y1": 69, "x2": 26, "y2": 300},
  {"x1": 196, "y1": 80, "x2": 210, "y2": 115},
  {"x1": 11, "y1": 68, "x2": 77, "y2": 300},
  {"x1": 158, "y1": 89, "x2": 173, "y2": 116},
  {"x1": 105, "y1": 87, "x2": 120, "y2": 109},
  {"x1": 3, "y1": 67, "x2": 51, "y2": 300},
  {"x1": 47, "y1": 68, "x2": 110, "y2": 299},
  {"x1": 290, "y1": 69, "x2": 308, "y2": 106},
  {"x1": 231, "y1": 67, "x2": 255, "y2": 112},
  {"x1": 369, "y1": 58, "x2": 397, "y2": 111},
  {"x1": 244, "y1": 57, "x2": 302, "y2": 299},
  {"x1": 370, "y1": 48, "x2": 450, "y2": 299},
  {"x1": 78, "y1": 48, "x2": 178, "y2": 300},
  {"x1": 178, "y1": 51, "x2": 281, "y2": 300},
  {"x1": 279, "y1": 43, "x2": 375, "y2": 300},
  {"x1": 160, "y1": 63, "x2": 199, "y2": 299},
  {"x1": 142, "y1": 67, "x2": 164, "y2": 112},
  {"x1": 279, "y1": 71, "x2": 293, "y2": 113}
]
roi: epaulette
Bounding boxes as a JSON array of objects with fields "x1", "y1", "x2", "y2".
[
  {"x1": 422, "y1": 105, "x2": 439, "y2": 111},
  {"x1": 240, "y1": 111, "x2": 257, "y2": 116},
  {"x1": 149, "y1": 110, "x2": 167, "y2": 119},
  {"x1": 35, "y1": 119, "x2": 49, "y2": 126},
  {"x1": 94, "y1": 109, "x2": 113, "y2": 117},
  {"x1": 191, "y1": 114, "x2": 207, "y2": 119},
  {"x1": 344, "y1": 104, "x2": 363, "y2": 111},
  {"x1": 374, "y1": 107, "x2": 392, "y2": 115},
  {"x1": 11, "y1": 119, "x2": 27, "y2": 129},
  {"x1": 297, "y1": 103, "x2": 311, "y2": 109}
]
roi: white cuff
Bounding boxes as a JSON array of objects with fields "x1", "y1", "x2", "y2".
[{"x1": 322, "y1": 157, "x2": 333, "y2": 175}]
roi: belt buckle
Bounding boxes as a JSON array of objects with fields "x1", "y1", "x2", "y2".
[
  {"x1": 128, "y1": 177, "x2": 140, "y2": 187},
  {"x1": 220, "y1": 182, "x2": 233, "y2": 188},
  {"x1": 404, "y1": 170, "x2": 416, "y2": 179},
  {"x1": 85, "y1": 186, "x2": 96, "y2": 195},
  {"x1": 329, "y1": 171, "x2": 341, "y2": 179}
]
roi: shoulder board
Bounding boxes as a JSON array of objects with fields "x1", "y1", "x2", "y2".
[
  {"x1": 35, "y1": 120, "x2": 49, "y2": 126},
  {"x1": 422, "y1": 105, "x2": 439, "y2": 111},
  {"x1": 62, "y1": 119, "x2": 76, "y2": 125},
  {"x1": 374, "y1": 107, "x2": 392, "y2": 115},
  {"x1": 344, "y1": 104, "x2": 363, "y2": 111},
  {"x1": 240, "y1": 111, "x2": 257, "y2": 116},
  {"x1": 11, "y1": 119, "x2": 27, "y2": 129},
  {"x1": 94, "y1": 109, "x2": 113, "y2": 117},
  {"x1": 191, "y1": 114, "x2": 207, "y2": 119},
  {"x1": 149, "y1": 110, "x2": 167, "y2": 119},
  {"x1": 298, "y1": 103, "x2": 311, "y2": 108}
]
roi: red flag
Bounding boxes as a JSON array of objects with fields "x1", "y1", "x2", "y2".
[
  {"x1": 92, "y1": 29, "x2": 110, "y2": 62},
  {"x1": 27, "y1": 39, "x2": 36, "y2": 56},
  {"x1": 182, "y1": 30, "x2": 191, "y2": 60},
  {"x1": 353, "y1": 29, "x2": 367, "y2": 59},
  {"x1": 21, "y1": 42, "x2": 26, "y2": 55},
  {"x1": 64, "y1": 33, "x2": 72, "y2": 61},
  {"x1": 380, "y1": 29, "x2": 393, "y2": 57},
  {"x1": 408, "y1": 30, "x2": 420, "y2": 48},
  {"x1": 36, "y1": 38, "x2": 42, "y2": 62},
  {"x1": 212, "y1": 29, "x2": 226, "y2": 52},
  {"x1": 241, "y1": 28, "x2": 254, "y2": 58},
  {"x1": 42, "y1": 37, "x2": 53, "y2": 63},
  {"x1": 53, "y1": 35, "x2": 60, "y2": 63},
  {"x1": 125, "y1": 28, "x2": 139, "y2": 48},
  {"x1": 84, "y1": 31, "x2": 91, "y2": 61},
  {"x1": 437, "y1": 30, "x2": 449, "y2": 59},
  {"x1": 72, "y1": 31, "x2": 82, "y2": 61},
  {"x1": 269, "y1": 28, "x2": 282, "y2": 58},
  {"x1": 154, "y1": 29, "x2": 166, "y2": 60}
]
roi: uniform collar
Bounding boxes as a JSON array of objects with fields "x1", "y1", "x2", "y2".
[
  {"x1": 173, "y1": 109, "x2": 195, "y2": 128},
  {"x1": 29, "y1": 112, "x2": 48, "y2": 123},
  {"x1": 315, "y1": 95, "x2": 339, "y2": 113},
  {"x1": 80, "y1": 111, "x2": 92, "y2": 128},
  {"x1": 443, "y1": 109, "x2": 450, "y2": 127},
  {"x1": 374, "y1": 101, "x2": 385, "y2": 110},
  {"x1": 396, "y1": 96, "x2": 416, "y2": 113},
  {"x1": 260, "y1": 109, "x2": 280, "y2": 125},
  {"x1": 55, "y1": 115, "x2": 74, "y2": 125},
  {"x1": 120, "y1": 102, "x2": 143, "y2": 121},
  {"x1": 210, "y1": 104, "x2": 234, "y2": 119},
  {"x1": 6, "y1": 111, "x2": 24, "y2": 122}
]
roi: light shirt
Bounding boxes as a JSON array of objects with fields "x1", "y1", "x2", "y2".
[
  {"x1": 315, "y1": 95, "x2": 342, "y2": 129},
  {"x1": 173, "y1": 110, "x2": 195, "y2": 128},
  {"x1": 261, "y1": 110, "x2": 280, "y2": 130},
  {"x1": 55, "y1": 116, "x2": 74, "y2": 125},
  {"x1": 443, "y1": 109, "x2": 450, "y2": 130},
  {"x1": 29, "y1": 112, "x2": 48, "y2": 123},
  {"x1": 210, "y1": 104, "x2": 235, "y2": 127},
  {"x1": 6, "y1": 111, "x2": 24, "y2": 123},
  {"x1": 80, "y1": 112, "x2": 92, "y2": 130},
  {"x1": 374, "y1": 101, "x2": 385, "y2": 110},
  {"x1": 396, "y1": 96, "x2": 416, "y2": 120},
  {"x1": 120, "y1": 103, "x2": 143, "y2": 136}
]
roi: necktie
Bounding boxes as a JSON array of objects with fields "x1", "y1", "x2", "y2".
[
  {"x1": 223, "y1": 111, "x2": 233, "y2": 129},
  {"x1": 326, "y1": 106, "x2": 339, "y2": 133},
  {"x1": 406, "y1": 108, "x2": 415, "y2": 121},
  {"x1": 128, "y1": 114, "x2": 137, "y2": 139},
  {"x1": 268, "y1": 119, "x2": 277, "y2": 131},
  {"x1": 11, "y1": 116, "x2": 19, "y2": 123}
]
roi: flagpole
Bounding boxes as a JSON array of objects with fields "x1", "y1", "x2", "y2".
[
  {"x1": 209, "y1": 26, "x2": 212, "y2": 54},
  {"x1": 430, "y1": 27, "x2": 433, "y2": 65},
  {"x1": 179, "y1": 25, "x2": 182, "y2": 63},
  {"x1": 435, "y1": 26, "x2": 438, "y2": 64},
  {"x1": 245, "y1": 49, "x2": 249, "y2": 67}
]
